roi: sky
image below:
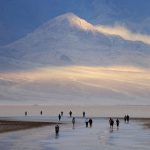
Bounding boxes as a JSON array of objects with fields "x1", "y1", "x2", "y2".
[
  {"x1": 0, "y1": 0, "x2": 150, "y2": 45},
  {"x1": 0, "y1": 0, "x2": 150, "y2": 105}
]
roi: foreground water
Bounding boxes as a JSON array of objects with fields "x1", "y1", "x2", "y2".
[{"x1": 0, "y1": 118, "x2": 150, "y2": 150}]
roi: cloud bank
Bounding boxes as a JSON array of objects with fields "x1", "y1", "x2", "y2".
[
  {"x1": 95, "y1": 25, "x2": 150, "y2": 45},
  {"x1": 0, "y1": 65, "x2": 150, "y2": 105}
]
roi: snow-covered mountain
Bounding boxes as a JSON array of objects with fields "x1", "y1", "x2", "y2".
[
  {"x1": 0, "y1": 13, "x2": 150, "y2": 105},
  {"x1": 0, "y1": 13, "x2": 150, "y2": 70},
  {"x1": 1, "y1": 0, "x2": 150, "y2": 46}
]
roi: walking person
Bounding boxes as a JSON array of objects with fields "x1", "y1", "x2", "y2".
[
  {"x1": 126, "y1": 115, "x2": 130, "y2": 123},
  {"x1": 55, "y1": 125, "x2": 59, "y2": 136},
  {"x1": 85, "y1": 118, "x2": 89, "y2": 128},
  {"x1": 116, "y1": 118, "x2": 120, "y2": 128},
  {"x1": 61, "y1": 111, "x2": 63, "y2": 116},
  {"x1": 40, "y1": 110, "x2": 43, "y2": 115},
  {"x1": 69, "y1": 110, "x2": 72, "y2": 117},
  {"x1": 109, "y1": 118, "x2": 114, "y2": 129},
  {"x1": 72, "y1": 117, "x2": 75, "y2": 128},
  {"x1": 58, "y1": 114, "x2": 61, "y2": 121},
  {"x1": 83, "y1": 111, "x2": 85, "y2": 118},
  {"x1": 25, "y1": 111, "x2": 27, "y2": 116},
  {"x1": 89, "y1": 118, "x2": 93, "y2": 127},
  {"x1": 124, "y1": 115, "x2": 127, "y2": 123}
]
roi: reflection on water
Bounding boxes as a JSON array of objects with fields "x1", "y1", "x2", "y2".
[
  {"x1": 134, "y1": 119, "x2": 150, "y2": 130},
  {"x1": 55, "y1": 134, "x2": 59, "y2": 139},
  {"x1": 109, "y1": 128, "x2": 114, "y2": 133}
]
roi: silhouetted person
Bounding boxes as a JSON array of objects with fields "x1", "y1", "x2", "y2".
[
  {"x1": 83, "y1": 112, "x2": 85, "y2": 118},
  {"x1": 85, "y1": 118, "x2": 89, "y2": 128},
  {"x1": 61, "y1": 111, "x2": 63, "y2": 116},
  {"x1": 58, "y1": 114, "x2": 61, "y2": 121},
  {"x1": 126, "y1": 115, "x2": 130, "y2": 123},
  {"x1": 124, "y1": 115, "x2": 127, "y2": 123},
  {"x1": 109, "y1": 118, "x2": 114, "y2": 128},
  {"x1": 89, "y1": 118, "x2": 93, "y2": 127},
  {"x1": 40, "y1": 110, "x2": 43, "y2": 115},
  {"x1": 109, "y1": 118, "x2": 112, "y2": 127},
  {"x1": 116, "y1": 118, "x2": 120, "y2": 128},
  {"x1": 25, "y1": 111, "x2": 27, "y2": 116},
  {"x1": 69, "y1": 111, "x2": 72, "y2": 117},
  {"x1": 72, "y1": 117, "x2": 75, "y2": 128},
  {"x1": 55, "y1": 125, "x2": 59, "y2": 136}
]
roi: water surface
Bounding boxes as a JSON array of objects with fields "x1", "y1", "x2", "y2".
[{"x1": 0, "y1": 118, "x2": 150, "y2": 150}]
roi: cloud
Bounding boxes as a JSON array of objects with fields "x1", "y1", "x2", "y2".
[
  {"x1": 0, "y1": 65, "x2": 150, "y2": 104},
  {"x1": 67, "y1": 14, "x2": 150, "y2": 45},
  {"x1": 95, "y1": 24, "x2": 150, "y2": 45},
  {"x1": 1, "y1": 65, "x2": 150, "y2": 86}
]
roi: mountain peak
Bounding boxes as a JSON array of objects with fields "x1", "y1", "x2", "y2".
[
  {"x1": 56, "y1": 12, "x2": 78, "y2": 20},
  {"x1": 52, "y1": 12, "x2": 94, "y2": 31}
]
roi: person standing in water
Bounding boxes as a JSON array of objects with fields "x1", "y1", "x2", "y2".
[
  {"x1": 124, "y1": 115, "x2": 127, "y2": 123},
  {"x1": 58, "y1": 114, "x2": 61, "y2": 121},
  {"x1": 126, "y1": 115, "x2": 130, "y2": 123},
  {"x1": 40, "y1": 110, "x2": 43, "y2": 115},
  {"x1": 55, "y1": 125, "x2": 59, "y2": 136},
  {"x1": 25, "y1": 111, "x2": 27, "y2": 116},
  {"x1": 89, "y1": 118, "x2": 93, "y2": 127},
  {"x1": 69, "y1": 111, "x2": 72, "y2": 117},
  {"x1": 109, "y1": 118, "x2": 114, "y2": 129},
  {"x1": 85, "y1": 118, "x2": 89, "y2": 128},
  {"x1": 72, "y1": 117, "x2": 75, "y2": 128},
  {"x1": 83, "y1": 112, "x2": 85, "y2": 118},
  {"x1": 116, "y1": 118, "x2": 120, "y2": 128}
]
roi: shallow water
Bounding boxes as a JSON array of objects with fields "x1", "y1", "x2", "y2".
[{"x1": 0, "y1": 118, "x2": 150, "y2": 150}]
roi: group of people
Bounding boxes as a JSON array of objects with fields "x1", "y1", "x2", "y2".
[
  {"x1": 85, "y1": 118, "x2": 93, "y2": 127},
  {"x1": 25, "y1": 110, "x2": 130, "y2": 135},
  {"x1": 109, "y1": 118, "x2": 120, "y2": 129},
  {"x1": 55, "y1": 111, "x2": 91, "y2": 135},
  {"x1": 124, "y1": 115, "x2": 130, "y2": 123},
  {"x1": 109, "y1": 115, "x2": 130, "y2": 129},
  {"x1": 56, "y1": 111, "x2": 131, "y2": 135},
  {"x1": 55, "y1": 116, "x2": 92, "y2": 135}
]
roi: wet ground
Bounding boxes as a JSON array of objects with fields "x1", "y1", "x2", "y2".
[{"x1": 0, "y1": 118, "x2": 150, "y2": 150}]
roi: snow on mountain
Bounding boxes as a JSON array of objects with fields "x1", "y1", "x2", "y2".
[
  {"x1": 0, "y1": 13, "x2": 149, "y2": 70},
  {"x1": 0, "y1": 13, "x2": 150, "y2": 105}
]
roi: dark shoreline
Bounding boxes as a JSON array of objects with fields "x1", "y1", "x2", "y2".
[{"x1": 0, "y1": 120, "x2": 60, "y2": 133}]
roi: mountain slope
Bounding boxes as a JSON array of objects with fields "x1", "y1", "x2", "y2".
[
  {"x1": 0, "y1": 13, "x2": 150, "y2": 70},
  {"x1": 0, "y1": 13, "x2": 150, "y2": 105}
]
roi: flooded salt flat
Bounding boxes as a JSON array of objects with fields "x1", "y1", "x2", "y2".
[{"x1": 0, "y1": 118, "x2": 150, "y2": 150}]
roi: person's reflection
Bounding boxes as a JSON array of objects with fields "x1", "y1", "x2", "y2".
[
  {"x1": 109, "y1": 127, "x2": 113, "y2": 133},
  {"x1": 55, "y1": 125, "x2": 59, "y2": 138}
]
